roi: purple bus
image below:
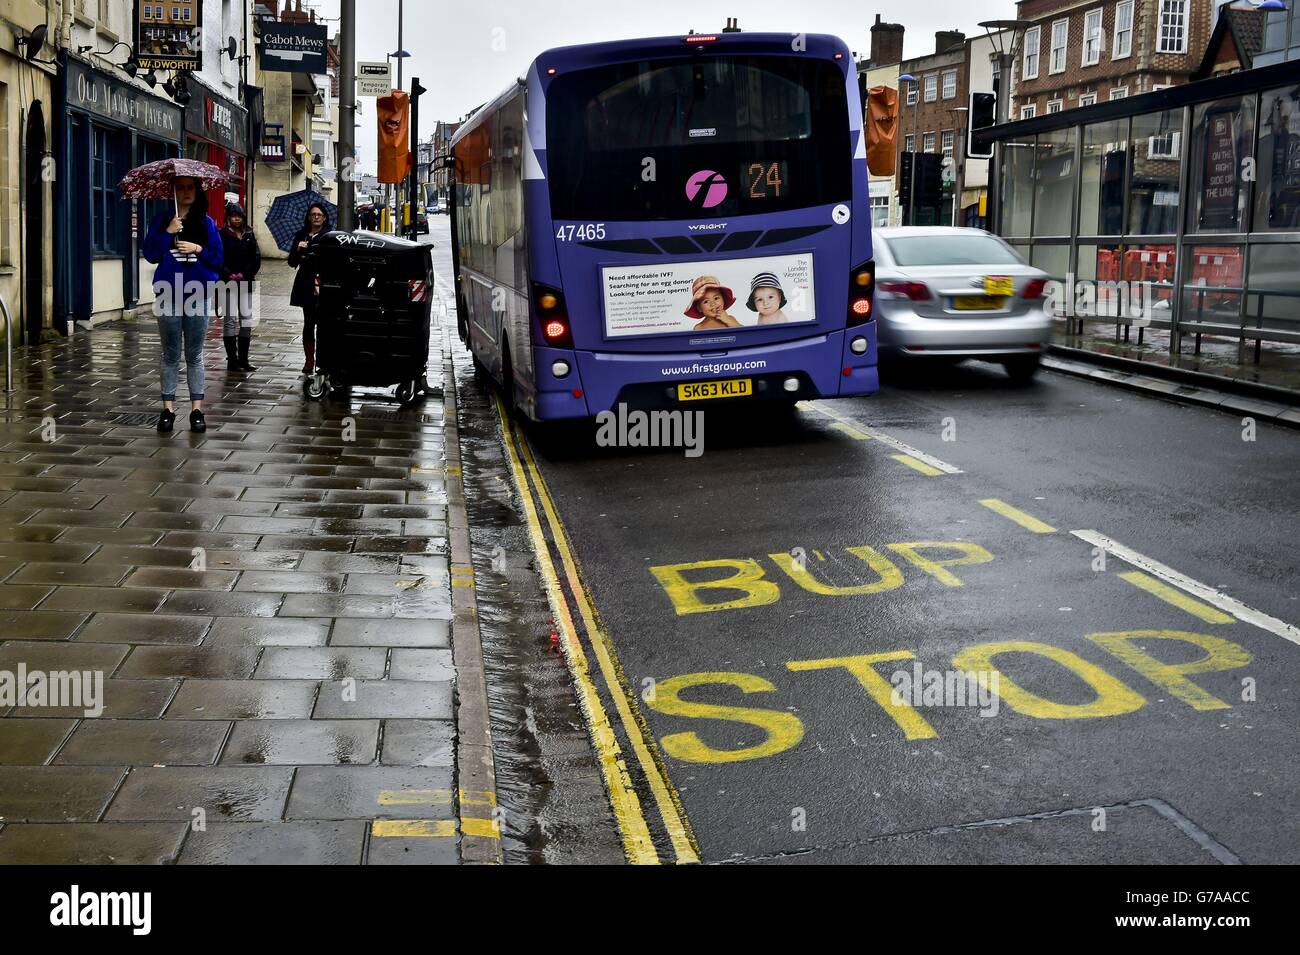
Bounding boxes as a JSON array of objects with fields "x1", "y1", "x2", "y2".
[{"x1": 450, "y1": 29, "x2": 877, "y2": 420}]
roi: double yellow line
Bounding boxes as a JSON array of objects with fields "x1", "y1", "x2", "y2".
[{"x1": 495, "y1": 398, "x2": 699, "y2": 865}]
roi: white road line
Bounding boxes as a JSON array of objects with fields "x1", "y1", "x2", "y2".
[
  {"x1": 1072, "y1": 529, "x2": 1300, "y2": 647},
  {"x1": 805, "y1": 401, "x2": 964, "y2": 475}
]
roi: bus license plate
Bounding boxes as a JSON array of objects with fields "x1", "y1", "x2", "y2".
[
  {"x1": 954, "y1": 295, "x2": 1007, "y2": 311},
  {"x1": 677, "y1": 378, "x2": 753, "y2": 401}
]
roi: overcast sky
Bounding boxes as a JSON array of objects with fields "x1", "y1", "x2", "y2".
[{"x1": 308, "y1": 0, "x2": 1008, "y2": 172}]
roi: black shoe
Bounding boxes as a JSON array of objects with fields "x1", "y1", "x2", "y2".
[
  {"x1": 189, "y1": 410, "x2": 206, "y2": 433},
  {"x1": 223, "y1": 336, "x2": 240, "y2": 371},
  {"x1": 237, "y1": 337, "x2": 257, "y2": 372},
  {"x1": 157, "y1": 409, "x2": 175, "y2": 433}
]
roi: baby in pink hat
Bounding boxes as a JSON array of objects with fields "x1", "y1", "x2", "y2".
[{"x1": 684, "y1": 275, "x2": 742, "y2": 330}]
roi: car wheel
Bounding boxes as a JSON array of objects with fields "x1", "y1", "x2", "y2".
[{"x1": 1003, "y1": 354, "x2": 1041, "y2": 384}]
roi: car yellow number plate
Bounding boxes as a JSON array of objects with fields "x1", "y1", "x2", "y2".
[
  {"x1": 984, "y1": 275, "x2": 1014, "y2": 296},
  {"x1": 677, "y1": 378, "x2": 753, "y2": 401},
  {"x1": 954, "y1": 295, "x2": 1008, "y2": 311}
]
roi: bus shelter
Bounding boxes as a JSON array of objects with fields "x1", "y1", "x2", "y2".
[{"x1": 980, "y1": 60, "x2": 1300, "y2": 366}]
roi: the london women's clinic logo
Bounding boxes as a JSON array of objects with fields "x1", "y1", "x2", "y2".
[{"x1": 685, "y1": 170, "x2": 728, "y2": 209}]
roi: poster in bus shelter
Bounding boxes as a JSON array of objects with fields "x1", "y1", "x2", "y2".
[
  {"x1": 601, "y1": 253, "x2": 815, "y2": 338},
  {"x1": 135, "y1": 0, "x2": 202, "y2": 72}
]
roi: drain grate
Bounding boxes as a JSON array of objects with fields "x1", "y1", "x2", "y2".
[{"x1": 110, "y1": 411, "x2": 161, "y2": 427}]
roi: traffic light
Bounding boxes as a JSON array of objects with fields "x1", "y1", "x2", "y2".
[
  {"x1": 918, "y1": 153, "x2": 944, "y2": 210},
  {"x1": 898, "y1": 151, "x2": 914, "y2": 217},
  {"x1": 968, "y1": 92, "x2": 995, "y2": 159}
]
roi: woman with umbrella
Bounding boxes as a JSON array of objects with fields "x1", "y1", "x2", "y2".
[
  {"x1": 288, "y1": 201, "x2": 332, "y2": 373},
  {"x1": 137, "y1": 170, "x2": 224, "y2": 433}
]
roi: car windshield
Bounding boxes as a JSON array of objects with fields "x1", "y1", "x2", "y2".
[{"x1": 886, "y1": 234, "x2": 1024, "y2": 267}]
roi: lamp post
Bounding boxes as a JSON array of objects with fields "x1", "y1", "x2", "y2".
[
  {"x1": 899, "y1": 72, "x2": 918, "y2": 225},
  {"x1": 978, "y1": 20, "x2": 1030, "y2": 235},
  {"x1": 948, "y1": 106, "x2": 968, "y2": 227}
]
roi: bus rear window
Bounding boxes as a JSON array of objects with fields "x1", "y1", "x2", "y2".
[{"x1": 547, "y1": 56, "x2": 851, "y2": 222}]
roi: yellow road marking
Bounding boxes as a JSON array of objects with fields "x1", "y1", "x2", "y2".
[
  {"x1": 830, "y1": 421, "x2": 870, "y2": 440},
  {"x1": 804, "y1": 401, "x2": 963, "y2": 474},
  {"x1": 1118, "y1": 571, "x2": 1235, "y2": 624},
  {"x1": 459, "y1": 789, "x2": 497, "y2": 807},
  {"x1": 460, "y1": 817, "x2": 501, "y2": 839},
  {"x1": 372, "y1": 819, "x2": 456, "y2": 838},
  {"x1": 519, "y1": 434, "x2": 701, "y2": 864},
  {"x1": 495, "y1": 398, "x2": 659, "y2": 865},
  {"x1": 979, "y1": 498, "x2": 1057, "y2": 534},
  {"x1": 891, "y1": 454, "x2": 944, "y2": 476},
  {"x1": 378, "y1": 789, "x2": 452, "y2": 805}
]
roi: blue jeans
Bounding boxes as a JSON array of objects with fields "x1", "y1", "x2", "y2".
[{"x1": 157, "y1": 304, "x2": 210, "y2": 402}]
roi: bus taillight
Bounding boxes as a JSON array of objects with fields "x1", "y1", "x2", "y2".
[
  {"x1": 848, "y1": 261, "x2": 875, "y2": 326},
  {"x1": 534, "y1": 283, "x2": 574, "y2": 348}
]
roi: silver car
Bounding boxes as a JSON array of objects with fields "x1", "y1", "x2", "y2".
[{"x1": 873, "y1": 227, "x2": 1053, "y2": 381}]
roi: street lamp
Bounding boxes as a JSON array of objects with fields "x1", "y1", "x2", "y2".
[
  {"x1": 899, "y1": 73, "x2": 918, "y2": 225},
  {"x1": 978, "y1": 19, "x2": 1030, "y2": 235}
]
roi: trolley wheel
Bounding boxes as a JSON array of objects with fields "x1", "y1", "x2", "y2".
[
  {"x1": 303, "y1": 374, "x2": 327, "y2": 400},
  {"x1": 395, "y1": 381, "x2": 415, "y2": 404}
]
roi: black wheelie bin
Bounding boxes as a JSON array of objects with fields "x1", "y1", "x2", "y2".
[{"x1": 303, "y1": 230, "x2": 435, "y2": 404}]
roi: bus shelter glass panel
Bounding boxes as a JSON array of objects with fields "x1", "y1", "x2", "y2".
[
  {"x1": 1245, "y1": 244, "x2": 1300, "y2": 337},
  {"x1": 1255, "y1": 83, "x2": 1300, "y2": 232},
  {"x1": 1180, "y1": 243, "x2": 1245, "y2": 328},
  {"x1": 1187, "y1": 95, "x2": 1257, "y2": 235},
  {"x1": 1030, "y1": 243, "x2": 1069, "y2": 281},
  {"x1": 1123, "y1": 243, "x2": 1176, "y2": 318},
  {"x1": 1001, "y1": 135, "x2": 1036, "y2": 237},
  {"x1": 1128, "y1": 109, "x2": 1182, "y2": 236},
  {"x1": 1079, "y1": 120, "x2": 1127, "y2": 237},
  {"x1": 1033, "y1": 127, "x2": 1076, "y2": 237}
]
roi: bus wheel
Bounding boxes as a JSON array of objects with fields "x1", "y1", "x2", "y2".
[{"x1": 471, "y1": 349, "x2": 489, "y2": 380}]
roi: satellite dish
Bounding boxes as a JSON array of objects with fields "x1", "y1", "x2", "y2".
[
  {"x1": 23, "y1": 23, "x2": 48, "y2": 60},
  {"x1": 225, "y1": 37, "x2": 238, "y2": 60}
]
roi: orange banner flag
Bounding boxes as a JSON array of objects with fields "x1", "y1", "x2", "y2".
[
  {"x1": 377, "y1": 90, "x2": 412, "y2": 183},
  {"x1": 866, "y1": 85, "x2": 899, "y2": 178}
]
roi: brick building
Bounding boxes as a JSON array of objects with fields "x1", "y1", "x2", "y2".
[
  {"x1": 1012, "y1": 0, "x2": 1215, "y2": 118},
  {"x1": 895, "y1": 30, "x2": 969, "y2": 224}
]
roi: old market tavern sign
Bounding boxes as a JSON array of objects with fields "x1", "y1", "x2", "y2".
[
  {"x1": 66, "y1": 56, "x2": 182, "y2": 142},
  {"x1": 259, "y1": 20, "x2": 328, "y2": 73},
  {"x1": 135, "y1": 0, "x2": 203, "y2": 71}
]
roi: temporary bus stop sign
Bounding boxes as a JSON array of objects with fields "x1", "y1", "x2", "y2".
[
  {"x1": 259, "y1": 20, "x2": 328, "y2": 73},
  {"x1": 357, "y1": 62, "x2": 392, "y2": 97}
]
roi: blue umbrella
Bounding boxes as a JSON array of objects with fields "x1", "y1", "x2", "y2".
[{"x1": 264, "y1": 189, "x2": 339, "y2": 252}]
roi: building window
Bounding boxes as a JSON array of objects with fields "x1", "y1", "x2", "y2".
[
  {"x1": 172, "y1": 6, "x2": 179, "y2": 18},
  {"x1": 1158, "y1": 0, "x2": 1189, "y2": 54},
  {"x1": 923, "y1": 131, "x2": 936, "y2": 152},
  {"x1": 924, "y1": 75, "x2": 937, "y2": 102},
  {"x1": 1023, "y1": 26, "x2": 1041, "y2": 80},
  {"x1": 1050, "y1": 19, "x2": 1069, "y2": 74},
  {"x1": 905, "y1": 134, "x2": 916, "y2": 153},
  {"x1": 1080, "y1": 93, "x2": 1098, "y2": 106},
  {"x1": 1111, "y1": 87, "x2": 1129, "y2": 99},
  {"x1": 942, "y1": 70, "x2": 957, "y2": 99},
  {"x1": 1021, "y1": 104, "x2": 1037, "y2": 119},
  {"x1": 182, "y1": 7, "x2": 191, "y2": 20},
  {"x1": 1113, "y1": 0, "x2": 1134, "y2": 58},
  {"x1": 906, "y1": 82, "x2": 918, "y2": 106},
  {"x1": 1048, "y1": 100, "x2": 1063, "y2": 114},
  {"x1": 1148, "y1": 131, "x2": 1181, "y2": 159},
  {"x1": 870, "y1": 193, "x2": 890, "y2": 227},
  {"x1": 1083, "y1": 9, "x2": 1103, "y2": 66},
  {"x1": 92, "y1": 126, "x2": 117, "y2": 254},
  {"x1": 941, "y1": 130, "x2": 954, "y2": 155}
]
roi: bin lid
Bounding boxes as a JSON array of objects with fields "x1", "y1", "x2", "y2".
[{"x1": 317, "y1": 230, "x2": 422, "y2": 251}]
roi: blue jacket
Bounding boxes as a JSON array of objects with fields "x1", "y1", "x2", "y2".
[{"x1": 142, "y1": 211, "x2": 224, "y2": 287}]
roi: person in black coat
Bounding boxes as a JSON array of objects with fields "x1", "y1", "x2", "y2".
[
  {"x1": 217, "y1": 202, "x2": 262, "y2": 372},
  {"x1": 288, "y1": 201, "x2": 332, "y2": 373}
]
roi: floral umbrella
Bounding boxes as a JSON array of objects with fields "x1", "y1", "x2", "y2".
[{"x1": 118, "y1": 158, "x2": 228, "y2": 214}]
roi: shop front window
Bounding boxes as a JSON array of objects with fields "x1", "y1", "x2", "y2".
[
  {"x1": 1128, "y1": 109, "x2": 1182, "y2": 236},
  {"x1": 1079, "y1": 119, "x2": 1127, "y2": 237},
  {"x1": 92, "y1": 125, "x2": 119, "y2": 254},
  {"x1": 1187, "y1": 95, "x2": 1256, "y2": 234},
  {"x1": 1255, "y1": 84, "x2": 1300, "y2": 231}
]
